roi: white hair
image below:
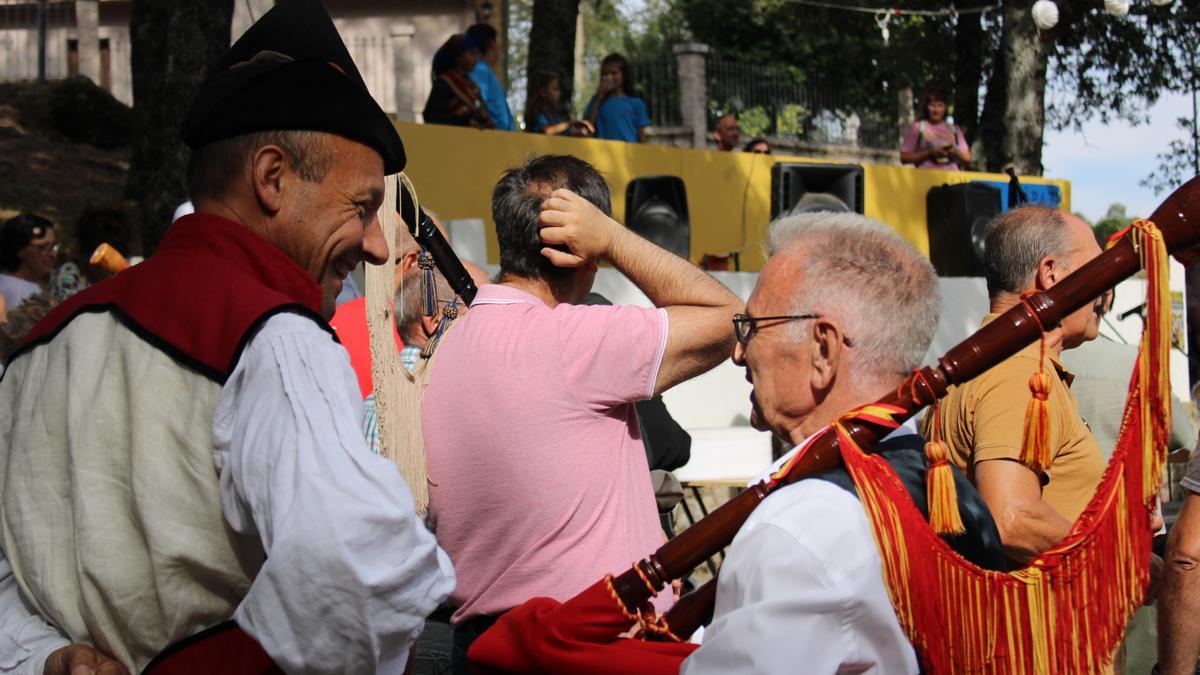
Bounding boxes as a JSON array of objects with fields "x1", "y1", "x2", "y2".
[{"x1": 767, "y1": 212, "x2": 940, "y2": 381}]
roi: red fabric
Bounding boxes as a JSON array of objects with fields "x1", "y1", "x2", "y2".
[
  {"x1": 18, "y1": 213, "x2": 324, "y2": 381},
  {"x1": 142, "y1": 623, "x2": 283, "y2": 675},
  {"x1": 329, "y1": 296, "x2": 404, "y2": 398},
  {"x1": 468, "y1": 579, "x2": 696, "y2": 675}
]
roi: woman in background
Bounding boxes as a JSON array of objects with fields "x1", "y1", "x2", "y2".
[
  {"x1": 422, "y1": 34, "x2": 494, "y2": 129},
  {"x1": 0, "y1": 213, "x2": 57, "y2": 310},
  {"x1": 900, "y1": 87, "x2": 970, "y2": 170},
  {"x1": 582, "y1": 53, "x2": 649, "y2": 143},
  {"x1": 524, "y1": 70, "x2": 593, "y2": 137}
]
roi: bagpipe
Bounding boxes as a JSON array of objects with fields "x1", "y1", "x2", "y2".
[{"x1": 468, "y1": 176, "x2": 1200, "y2": 674}]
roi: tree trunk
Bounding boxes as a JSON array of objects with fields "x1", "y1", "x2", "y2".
[
  {"x1": 998, "y1": 0, "x2": 1048, "y2": 175},
  {"x1": 126, "y1": 0, "x2": 234, "y2": 254},
  {"x1": 527, "y1": 0, "x2": 579, "y2": 106},
  {"x1": 953, "y1": 4, "x2": 984, "y2": 144},
  {"x1": 974, "y1": 40, "x2": 1005, "y2": 173}
]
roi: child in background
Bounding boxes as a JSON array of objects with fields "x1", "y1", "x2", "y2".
[
  {"x1": 523, "y1": 70, "x2": 593, "y2": 137},
  {"x1": 583, "y1": 53, "x2": 649, "y2": 143}
]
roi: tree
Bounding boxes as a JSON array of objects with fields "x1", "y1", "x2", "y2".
[
  {"x1": 1092, "y1": 203, "x2": 1134, "y2": 246},
  {"x1": 1142, "y1": 112, "x2": 1200, "y2": 195},
  {"x1": 657, "y1": 0, "x2": 1200, "y2": 177},
  {"x1": 126, "y1": 0, "x2": 234, "y2": 253},
  {"x1": 526, "y1": 0, "x2": 581, "y2": 111}
]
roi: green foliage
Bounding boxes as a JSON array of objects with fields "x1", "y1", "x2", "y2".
[
  {"x1": 1047, "y1": 2, "x2": 1200, "y2": 130},
  {"x1": 1141, "y1": 113, "x2": 1200, "y2": 196},
  {"x1": 1092, "y1": 203, "x2": 1135, "y2": 247},
  {"x1": 505, "y1": 0, "x2": 532, "y2": 126},
  {"x1": 677, "y1": 0, "x2": 956, "y2": 122}
]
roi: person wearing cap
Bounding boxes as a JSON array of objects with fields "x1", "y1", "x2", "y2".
[
  {"x1": 422, "y1": 34, "x2": 494, "y2": 129},
  {"x1": 0, "y1": 1, "x2": 454, "y2": 673}
]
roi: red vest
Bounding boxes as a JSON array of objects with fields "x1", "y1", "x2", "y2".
[
  {"x1": 18, "y1": 213, "x2": 330, "y2": 380},
  {"x1": 15, "y1": 213, "x2": 321, "y2": 672}
]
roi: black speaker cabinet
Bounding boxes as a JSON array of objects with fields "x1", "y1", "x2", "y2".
[
  {"x1": 626, "y1": 176, "x2": 689, "y2": 259},
  {"x1": 926, "y1": 183, "x2": 1003, "y2": 277},
  {"x1": 770, "y1": 163, "x2": 865, "y2": 218}
]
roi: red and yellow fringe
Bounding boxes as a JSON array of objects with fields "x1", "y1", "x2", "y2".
[
  {"x1": 1018, "y1": 293, "x2": 1056, "y2": 474},
  {"x1": 835, "y1": 219, "x2": 1170, "y2": 674}
]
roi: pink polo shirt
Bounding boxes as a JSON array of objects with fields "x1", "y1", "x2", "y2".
[{"x1": 422, "y1": 284, "x2": 673, "y2": 621}]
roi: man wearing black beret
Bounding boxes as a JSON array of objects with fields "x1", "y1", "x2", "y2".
[{"x1": 0, "y1": 1, "x2": 454, "y2": 673}]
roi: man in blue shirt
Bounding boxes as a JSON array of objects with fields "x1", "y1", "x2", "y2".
[{"x1": 466, "y1": 24, "x2": 515, "y2": 131}]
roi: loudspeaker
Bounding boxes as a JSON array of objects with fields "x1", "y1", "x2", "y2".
[
  {"x1": 626, "y1": 176, "x2": 689, "y2": 259},
  {"x1": 926, "y1": 183, "x2": 1003, "y2": 277},
  {"x1": 770, "y1": 163, "x2": 864, "y2": 218}
]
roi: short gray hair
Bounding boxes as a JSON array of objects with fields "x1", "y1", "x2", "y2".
[
  {"x1": 187, "y1": 130, "x2": 334, "y2": 201},
  {"x1": 767, "y1": 212, "x2": 940, "y2": 379},
  {"x1": 983, "y1": 206, "x2": 1074, "y2": 299}
]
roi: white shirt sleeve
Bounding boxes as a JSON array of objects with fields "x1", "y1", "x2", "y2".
[
  {"x1": 0, "y1": 552, "x2": 69, "y2": 675},
  {"x1": 213, "y1": 313, "x2": 456, "y2": 675},
  {"x1": 680, "y1": 480, "x2": 917, "y2": 675}
]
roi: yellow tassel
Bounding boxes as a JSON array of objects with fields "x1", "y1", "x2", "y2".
[
  {"x1": 924, "y1": 439, "x2": 965, "y2": 535},
  {"x1": 1020, "y1": 371, "x2": 1055, "y2": 473}
]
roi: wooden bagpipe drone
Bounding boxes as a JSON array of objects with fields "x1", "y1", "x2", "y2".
[{"x1": 466, "y1": 176, "x2": 1200, "y2": 674}]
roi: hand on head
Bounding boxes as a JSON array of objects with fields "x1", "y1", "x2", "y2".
[{"x1": 538, "y1": 188, "x2": 619, "y2": 268}]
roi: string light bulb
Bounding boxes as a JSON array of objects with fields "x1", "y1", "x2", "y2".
[
  {"x1": 1104, "y1": 0, "x2": 1130, "y2": 17},
  {"x1": 1031, "y1": 0, "x2": 1059, "y2": 29}
]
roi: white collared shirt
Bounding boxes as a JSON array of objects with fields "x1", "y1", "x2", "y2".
[{"x1": 683, "y1": 423, "x2": 920, "y2": 675}]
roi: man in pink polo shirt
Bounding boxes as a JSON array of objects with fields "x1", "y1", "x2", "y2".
[{"x1": 422, "y1": 154, "x2": 740, "y2": 672}]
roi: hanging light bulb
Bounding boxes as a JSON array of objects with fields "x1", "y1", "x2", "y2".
[
  {"x1": 1149, "y1": 0, "x2": 1174, "y2": 6},
  {"x1": 1031, "y1": 0, "x2": 1059, "y2": 29},
  {"x1": 1104, "y1": 0, "x2": 1130, "y2": 17}
]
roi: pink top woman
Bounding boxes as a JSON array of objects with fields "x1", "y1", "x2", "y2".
[{"x1": 901, "y1": 88, "x2": 971, "y2": 171}]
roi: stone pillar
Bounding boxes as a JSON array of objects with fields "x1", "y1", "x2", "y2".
[
  {"x1": 391, "y1": 23, "x2": 416, "y2": 121},
  {"x1": 673, "y1": 42, "x2": 709, "y2": 149},
  {"x1": 74, "y1": 0, "x2": 101, "y2": 84}
]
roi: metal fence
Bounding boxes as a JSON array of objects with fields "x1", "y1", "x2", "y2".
[
  {"x1": 706, "y1": 57, "x2": 894, "y2": 149},
  {"x1": 0, "y1": 0, "x2": 76, "y2": 83},
  {"x1": 630, "y1": 52, "x2": 681, "y2": 128}
]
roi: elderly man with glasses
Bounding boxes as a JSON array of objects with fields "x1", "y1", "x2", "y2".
[{"x1": 680, "y1": 212, "x2": 1008, "y2": 675}]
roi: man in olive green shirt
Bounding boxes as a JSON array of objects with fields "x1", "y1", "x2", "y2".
[{"x1": 925, "y1": 206, "x2": 1106, "y2": 562}]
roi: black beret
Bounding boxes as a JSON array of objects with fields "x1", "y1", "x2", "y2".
[{"x1": 181, "y1": 0, "x2": 405, "y2": 174}]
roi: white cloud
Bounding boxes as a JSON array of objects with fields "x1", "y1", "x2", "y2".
[{"x1": 1042, "y1": 91, "x2": 1194, "y2": 223}]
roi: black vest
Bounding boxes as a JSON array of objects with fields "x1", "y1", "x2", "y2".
[{"x1": 811, "y1": 432, "x2": 1013, "y2": 572}]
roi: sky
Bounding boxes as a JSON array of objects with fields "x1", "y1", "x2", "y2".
[{"x1": 1042, "y1": 90, "x2": 1196, "y2": 223}]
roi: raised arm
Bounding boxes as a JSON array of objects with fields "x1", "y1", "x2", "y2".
[{"x1": 539, "y1": 189, "x2": 741, "y2": 395}]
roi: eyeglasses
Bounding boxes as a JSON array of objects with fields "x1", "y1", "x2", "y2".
[
  {"x1": 29, "y1": 242, "x2": 59, "y2": 254},
  {"x1": 732, "y1": 312, "x2": 854, "y2": 347}
]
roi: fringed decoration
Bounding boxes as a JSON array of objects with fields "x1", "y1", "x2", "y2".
[
  {"x1": 925, "y1": 438, "x2": 965, "y2": 535},
  {"x1": 1018, "y1": 293, "x2": 1055, "y2": 474},
  {"x1": 1131, "y1": 218, "x2": 1171, "y2": 499},
  {"x1": 417, "y1": 249, "x2": 437, "y2": 316},
  {"x1": 824, "y1": 220, "x2": 1172, "y2": 673},
  {"x1": 1021, "y1": 371, "x2": 1055, "y2": 472},
  {"x1": 916, "y1": 369, "x2": 965, "y2": 536},
  {"x1": 420, "y1": 300, "x2": 459, "y2": 359}
]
